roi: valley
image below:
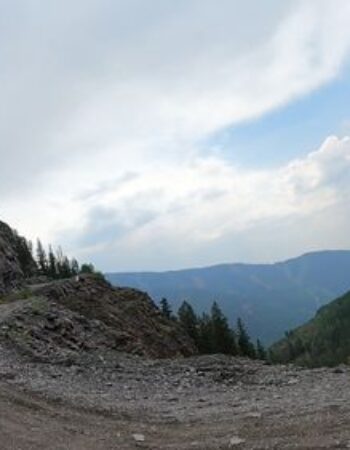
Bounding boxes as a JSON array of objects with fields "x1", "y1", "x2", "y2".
[{"x1": 107, "y1": 251, "x2": 350, "y2": 344}]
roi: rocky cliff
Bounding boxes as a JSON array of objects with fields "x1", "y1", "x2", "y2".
[
  {"x1": 0, "y1": 275, "x2": 197, "y2": 361},
  {"x1": 0, "y1": 221, "x2": 26, "y2": 294},
  {"x1": 0, "y1": 220, "x2": 195, "y2": 360}
]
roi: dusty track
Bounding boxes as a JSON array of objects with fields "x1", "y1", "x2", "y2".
[{"x1": 1, "y1": 353, "x2": 350, "y2": 449}]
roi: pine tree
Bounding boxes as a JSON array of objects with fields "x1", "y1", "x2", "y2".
[
  {"x1": 178, "y1": 301, "x2": 198, "y2": 345},
  {"x1": 80, "y1": 263, "x2": 95, "y2": 274},
  {"x1": 61, "y1": 256, "x2": 72, "y2": 278},
  {"x1": 237, "y1": 318, "x2": 256, "y2": 358},
  {"x1": 48, "y1": 245, "x2": 57, "y2": 279},
  {"x1": 197, "y1": 313, "x2": 214, "y2": 354},
  {"x1": 36, "y1": 239, "x2": 48, "y2": 275},
  {"x1": 256, "y1": 339, "x2": 267, "y2": 360},
  {"x1": 210, "y1": 301, "x2": 237, "y2": 355},
  {"x1": 160, "y1": 298, "x2": 172, "y2": 319}
]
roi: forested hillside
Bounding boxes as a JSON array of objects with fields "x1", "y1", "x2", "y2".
[{"x1": 270, "y1": 290, "x2": 350, "y2": 367}]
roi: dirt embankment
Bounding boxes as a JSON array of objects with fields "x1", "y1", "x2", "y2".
[{"x1": 0, "y1": 275, "x2": 196, "y2": 361}]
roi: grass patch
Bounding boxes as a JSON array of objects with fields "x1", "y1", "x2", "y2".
[{"x1": 0, "y1": 288, "x2": 33, "y2": 304}]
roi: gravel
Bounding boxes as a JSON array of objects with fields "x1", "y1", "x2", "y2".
[{"x1": 1, "y1": 343, "x2": 350, "y2": 449}]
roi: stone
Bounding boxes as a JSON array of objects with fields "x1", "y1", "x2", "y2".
[
  {"x1": 245, "y1": 412, "x2": 262, "y2": 418},
  {"x1": 132, "y1": 433, "x2": 145, "y2": 442},
  {"x1": 229, "y1": 436, "x2": 245, "y2": 446}
]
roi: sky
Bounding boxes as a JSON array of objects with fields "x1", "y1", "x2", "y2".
[{"x1": 1, "y1": 0, "x2": 350, "y2": 271}]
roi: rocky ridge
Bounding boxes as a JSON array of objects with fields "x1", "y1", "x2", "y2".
[
  {"x1": 0, "y1": 221, "x2": 26, "y2": 294},
  {"x1": 0, "y1": 275, "x2": 196, "y2": 361},
  {"x1": 0, "y1": 219, "x2": 195, "y2": 360}
]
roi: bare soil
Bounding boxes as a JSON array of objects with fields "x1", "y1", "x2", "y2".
[{"x1": 1, "y1": 348, "x2": 350, "y2": 449}]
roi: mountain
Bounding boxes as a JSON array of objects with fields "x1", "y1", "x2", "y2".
[
  {"x1": 270, "y1": 290, "x2": 350, "y2": 367},
  {"x1": 106, "y1": 250, "x2": 350, "y2": 344}
]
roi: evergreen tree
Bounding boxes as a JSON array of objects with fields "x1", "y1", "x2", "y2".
[
  {"x1": 7, "y1": 224, "x2": 98, "y2": 283},
  {"x1": 237, "y1": 318, "x2": 256, "y2": 358},
  {"x1": 197, "y1": 313, "x2": 214, "y2": 354},
  {"x1": 160, "y1": 298, "x2": 172, "y2": 319},
  {"x1": 36, "y1": 239, "x2": 48, "y2": 275},
  {"x1": 46, "y1": 245, "x2": 83, "y2": 280},
  {"x1": 48, "y1": 245, "x2": 57, "y2": 279},
  {"x1": 61, "y1": 256, "x2": 72, "y2": 278},
  {"x1": 256, "y1": 339, "x2": 267, "y2": 360},
  {"x1": 210, "y1": 301, "x2": 237, "y2": 355},
  {"x1": 176, "y1": 300, "x2": 259, "y2": 360},
  {"x1": 178, "y1": 301, "x2": 199, "y2": 345},
  {"x1": 80, "y1": 263, "x2": 95, "y2": 274}
]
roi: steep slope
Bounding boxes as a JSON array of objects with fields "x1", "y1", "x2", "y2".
[
  {"x1": 0, "y1": 219, "x2": 196, "y2": 360},
  {"x1": 270, "y1": 290, "x2": 350, "y2": 367},
  {"x1": 106, "y1": 250, "x2": 350, "y2": 344},
  {"x1": 0, "y1": 221, "x2": 35, "y2": 294},
  {"x1": 0, "y1": 275, "x2": 196, "y2": 361}
]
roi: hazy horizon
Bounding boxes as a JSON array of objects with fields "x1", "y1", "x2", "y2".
[{"x1": 105, "y1": 248, "x2": 350, "y2": 274}]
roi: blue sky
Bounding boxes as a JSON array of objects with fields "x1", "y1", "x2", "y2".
[
  {"x1": 208, "y1": 65, "x2": 350, "y2": 168},
  {"x1": 1, "y1": 0, "x2": 350, "y2": 271}
]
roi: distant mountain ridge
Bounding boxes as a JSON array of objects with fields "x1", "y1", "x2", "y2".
[{"x1": 106, "y1": 250, "x2": 350, "y2": 344}]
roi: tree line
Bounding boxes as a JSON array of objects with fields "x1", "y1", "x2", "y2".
[
  {"x1": 12, "y1": 227, "x2": 266, "y2": 360},
  {"x1": 160, "y1": 298, "x2": 266, "y2": 360},
  {"x1": 12, "y1": 229, "x2": 98, "y2": 280}
]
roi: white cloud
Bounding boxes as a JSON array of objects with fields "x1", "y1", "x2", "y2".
[
  {"x1": 35, "y1": 135, "x2": 348, "y2": 270},
  {"x1": 1, "y1": 0, "x2": 350, "y2": 268}
]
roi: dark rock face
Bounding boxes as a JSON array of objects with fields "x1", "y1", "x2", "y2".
[
  {"x1": 0, "y1": 221, "x2": 24, "y2": 294},
  {"x1": 1, "y1": 275, "x2": 197, "y2": 361}
]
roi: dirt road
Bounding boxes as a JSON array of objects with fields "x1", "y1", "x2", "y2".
[{"x1": 1, "y1": 353, "x2": 350, "y2": 449}]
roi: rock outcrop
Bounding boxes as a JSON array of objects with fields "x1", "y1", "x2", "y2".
[
  {"x1": 0, "y1": 219, "x2": 196, "y2": 360},
  {"x1": 0, "y1": 221, "x2": 25, "y2": 294},
  {"x1": 0, "y1": 275, "x2": 197, "y2": 361}
]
